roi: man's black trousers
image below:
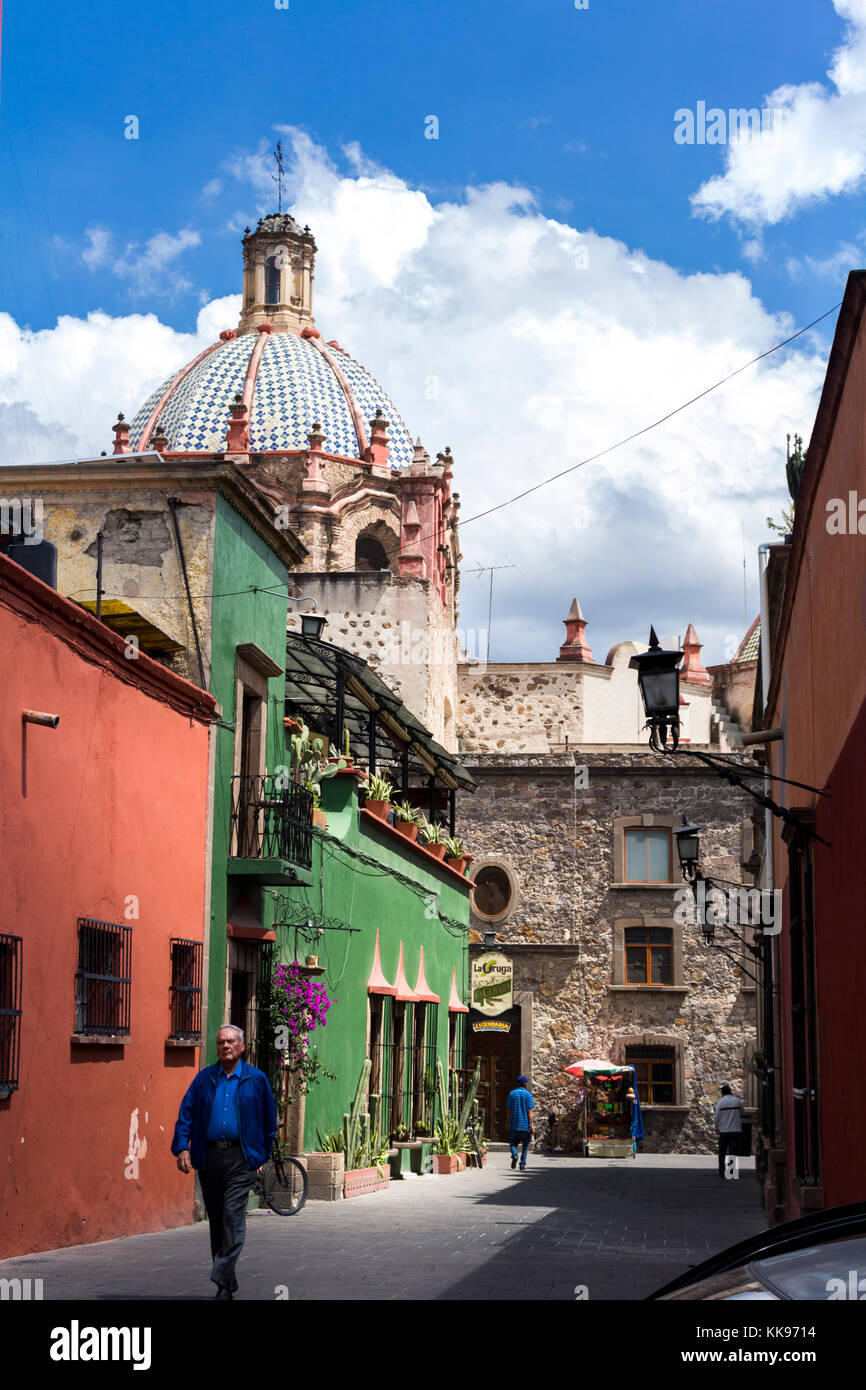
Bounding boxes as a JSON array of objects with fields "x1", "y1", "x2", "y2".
[
  {"x1": 717, "y1": 1131, "x2": 739, "y2": 1177},
  {"x1": 200, "y1": 1146, "x2": 257, "y2": 1293}
]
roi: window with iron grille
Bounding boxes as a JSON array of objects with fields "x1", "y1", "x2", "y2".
[
  {"x1": 169, "y1": 939, "x2": 203, "y2": 1041},
  {"x1": 624, "y1": 927, "x2": 673, "y2": 985},
  {"x1": 390, "y1": 1001, "x2": 413, "y2": 1135},
  {"x1": 0, "y1": 935, "x2": 22, "y2": 1096},
  {"x1": 75, "y1": 918, "x2": 132, "y2": 1036},
  {"x1": 626, "y1": 1045, "x2": 676, "y2": 1105},
  {"x1": 449, "y1": 1011, "x2": 466, "y2": 1071},
  {"x1": 412, "y1": 1003, "x2": 438, "y2": 1132},
  {"x1": 368, "y1": 994, "x2": 394, "y2": 1139}
]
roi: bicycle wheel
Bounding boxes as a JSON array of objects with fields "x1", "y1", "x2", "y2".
[{"x1": 262, "y1": 1155, "x2": 308, "y2": 1215}]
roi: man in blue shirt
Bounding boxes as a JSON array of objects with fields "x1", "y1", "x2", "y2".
[
  {"x1": 172, "y1": 1024, "x2": 277, "y2": 1299},
  {"x1": 505, "y1": 1075, "x2": 535, "y2": 1170}
]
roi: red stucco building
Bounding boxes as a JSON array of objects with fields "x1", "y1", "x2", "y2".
[
  {"x1": 0, "y1": 551, "x2": 216, "y2": 1257},
  {"x1": 759, "y1": 270, "x2": 866, "y2": 1223}
]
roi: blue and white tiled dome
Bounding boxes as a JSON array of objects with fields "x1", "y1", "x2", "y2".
[{"x1": 128, "y1": 330, "x2": 415, "y2": 468}]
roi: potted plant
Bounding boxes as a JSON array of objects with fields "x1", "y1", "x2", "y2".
[
  {"x1": 340, "y1": 1063, "x2": 392, "y2": 1198},
  {"x1": 328, "y1": 731, "x2": 354, "y2": 767},
  {"x1": 365, "y1": 773, "x2": 394, "y2": 821},
  {"x1": 432, "y1": 1113, "x2": 464, "y2": 1174},
  {"x1": 420, "y1": 819, "x2": 448, "y2": 860},
  {"x1": 393, "y1": 800, "x2": 421, "y2": 842},
  {"x1": 444, "y1": 836, "x2": 469, "y2": 874}
]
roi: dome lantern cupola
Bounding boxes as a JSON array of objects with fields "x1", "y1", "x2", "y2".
[{"x1": 238, "y1": 213, "x2": 317, "y2": 336}]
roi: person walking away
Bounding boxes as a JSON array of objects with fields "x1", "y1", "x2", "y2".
[
  {"x1": 172, "y1": 1024, "x2": 277, "y2": 1298},
  {"x1": 714, "y1": 1084, "x2": 743, "y2": 1178},
  {"x1": 505, "y1": 1075, "x2": 535, "y2": 1170}
]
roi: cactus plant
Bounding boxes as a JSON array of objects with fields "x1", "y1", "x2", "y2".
[
  {"x1": 435, "y1": 1057, "x2": 449, "y2": 1131},
  {"x1": 458, "y1": 1060, "x2": 482, "y2": 1133},
  {"x1": 342, "y1": 1058, "x2": 372, "y2": 1168}
]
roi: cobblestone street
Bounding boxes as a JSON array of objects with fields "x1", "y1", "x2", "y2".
[{"x1": 0, "y1": 1153, "x2": 766, "y2": 1302}]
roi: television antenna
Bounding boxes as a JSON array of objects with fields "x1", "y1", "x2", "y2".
[{"x1": 465, "y1": 560, "x2": 517, "y2": 664}]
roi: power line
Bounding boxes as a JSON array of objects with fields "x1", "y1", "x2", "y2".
[{"x1": 454, "y1": 301, "x2": 842, "y2": 533}]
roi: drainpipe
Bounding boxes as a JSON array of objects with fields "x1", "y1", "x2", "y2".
[
  {"x1": 758, "y1": 542, "x2": 777, "y2": 1151},
  {"x1": 167, "y1": 497, "x2": 206, "y2": 690}
]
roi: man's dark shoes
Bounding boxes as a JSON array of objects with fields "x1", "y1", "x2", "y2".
[
  {"x1": 215, "y1": 1286, "x2": 233, "y2": 1300},
  {"x1": 511, "y1": 1155, "x2": 517, "y2": 1169}
]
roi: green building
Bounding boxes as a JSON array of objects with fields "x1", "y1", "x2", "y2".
[{"x1": 242, "y1": 632, "x2": 476, "y2": 1150}]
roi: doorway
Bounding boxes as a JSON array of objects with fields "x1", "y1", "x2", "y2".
[{"x1": 467, "y1": 1007, "x2": 522, "y2": 1140}]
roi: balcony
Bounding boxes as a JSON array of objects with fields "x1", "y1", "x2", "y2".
[{"x1": 228, "y1": 775, "x2": 314, "y2": 885}]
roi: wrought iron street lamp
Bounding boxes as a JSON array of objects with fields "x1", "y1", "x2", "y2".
[
  {"x1": 292, "y1": 595, "x2": 328, "y2": 640},
  {"x1": 674, "y1": 816, "x2": 702, "y2": 881},
  {"x1": 301, "y1": 611, "x2": 328, "y2": 639},
  {"x1": 628, "y1": 627, "x2": 683, "y2": 750},
  {"x1": 633, "y1": 622, "x2": 828, "y2": 833}
]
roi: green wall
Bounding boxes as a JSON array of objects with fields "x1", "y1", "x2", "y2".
[
  {"x1": 275, "y1": 772, "x2": 471, "y2": 1146},
  {"x1": 207, "y1": 493, "x2": 290, "y2": 1061}
]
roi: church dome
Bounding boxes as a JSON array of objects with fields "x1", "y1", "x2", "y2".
[
  {"x1": 127, "y1": 328, "x2": 415, "y2": 467},
  {"x1": 125, "y1": 213, "x2": 414, "y2": 467}
]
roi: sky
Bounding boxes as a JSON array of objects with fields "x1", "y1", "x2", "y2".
[{"x1": 0, "y1": 0, "x2": 863, "y2": 664}]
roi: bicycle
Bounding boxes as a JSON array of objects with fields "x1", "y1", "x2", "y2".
[{"x1": 252, "y1": 1140, "x2": 308, "y2": 1215}]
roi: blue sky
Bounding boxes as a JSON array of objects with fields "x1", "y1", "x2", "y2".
[{"x1": 1, "y1": 0, "x2": 863, "y2": 662}]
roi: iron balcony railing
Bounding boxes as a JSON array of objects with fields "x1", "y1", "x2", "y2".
[{"x1": 230, "y1": 775, "x2": 313, "y2": 871}]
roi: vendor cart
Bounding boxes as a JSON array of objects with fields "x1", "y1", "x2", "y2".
[{"x1": 564, "y1": 1059, "x2": 644, "y2": 1158}]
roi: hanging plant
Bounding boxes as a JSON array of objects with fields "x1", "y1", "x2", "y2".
[{"x1": 271, "y1": 961, "x2": 336, "y2": 1096}]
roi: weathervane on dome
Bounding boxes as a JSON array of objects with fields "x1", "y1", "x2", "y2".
[{"x1": 272, "y1": 139, "x2": 286, "y2": 214}]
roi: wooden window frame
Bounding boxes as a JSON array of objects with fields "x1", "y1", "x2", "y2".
[
  {"x1": 614, "y1": 1032, "x2": 685, "y2": 1109},
  {"x1": 611, "y1": 917, "x2": 686, "y2": 991},
  {"x1": 612, "y1": 815, "x2": 680, "y2": 888},
  {"x1": 624, "y1": 926, "x2": 673, "y2": 986}
]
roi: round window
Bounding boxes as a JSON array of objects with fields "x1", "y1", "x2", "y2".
[{"x1": 472, "y1": 865, "x2": 514, "y2": 921}]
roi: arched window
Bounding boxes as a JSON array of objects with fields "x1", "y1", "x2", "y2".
[
  {"x1": 265, "y1": 256, "x2": 280, "y2": 305},
  {"x1": 354, "y1": 530, "x2": 393, "y2": 571}
]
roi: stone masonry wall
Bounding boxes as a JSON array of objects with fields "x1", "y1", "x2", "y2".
[
  {"x1": 21, "y1": 487, "x2": 215, "y2": 687},
  {"x1": 457, "y1": 751, "x2": 758, "y2": 1153},
  {"x1": 289, "y1": 571, "x2": 458, "y2": 747}
]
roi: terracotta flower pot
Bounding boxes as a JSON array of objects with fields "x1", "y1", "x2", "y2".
[
  {"x1": 395, "y1": 821, "x2": 419, "y2": 842},
  {"x1": 343, "y1": 1165, "x2": 390, "y2": 1198},
  {"x1": 425, "y1": 842, "x2": 448, "y2": 860},
  {"x1": 365, "y1": 799, "x2": 392, "y2": 820},
  {"x1": 445, "y1": 854, "x2": 467, "y2": 875},
  {"x1": 432, "y1": 1153, "x2": 462, "y2": 1175},
  {"x1": 312, "y1": 807, "x2": 329, "y2": 828}
]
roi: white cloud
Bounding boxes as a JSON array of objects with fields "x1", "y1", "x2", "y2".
[
  {"x1": 691, "y1": 0, "x2": 866, "y2": 228},
  {"x1": 78, "y1": 226, "x2": 202, "y2": 297},
  {"x1": 786, "y1": 236, "x2": 866, "y2": 279},
  {"x1": 0, "y1": 133, "x2": 828, "y2": 664}
]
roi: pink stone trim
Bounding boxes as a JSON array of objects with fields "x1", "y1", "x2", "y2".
[
  {"x1": 448, "y1": 966, "x2": 469, "y2": 1014},
  {"x1": 241, "y1": 329, "x2": 270, "y2": 412},
  {"x1": 310, "y1": 336, "x2": 369, "y2": 457},
  {"x1": 367, "y1": 928, "x2": 396, "y2": 996},
  {"x1": 412, "y1": 946, "x2": 441, "y2": 1004},
  {"x1": 393, "y1": 943, "x2": 419, "y2": 1002}
]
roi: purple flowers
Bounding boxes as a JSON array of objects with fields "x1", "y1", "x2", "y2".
[{"x1": 272, "y1": 962, "x2": 332, "y2": 1075}]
